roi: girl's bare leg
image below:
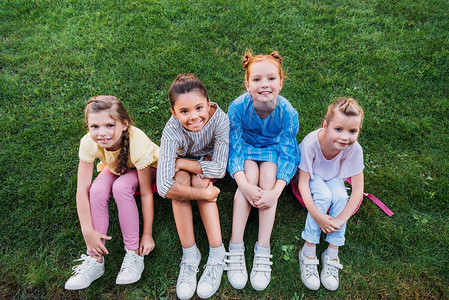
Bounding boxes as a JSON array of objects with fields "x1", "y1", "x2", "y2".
[
  {"x1": 230, "y1": 160, "x2": 260, "y2": 244},
  {"x1": 192, "y1": 175, "x2": 222, "y2": 248},
  {"x1": 172, "y1": 171, "x2": 195, "y2": 248},
  {"x1": 256, "y1": 162, "x2": 278, "y2": 248}
]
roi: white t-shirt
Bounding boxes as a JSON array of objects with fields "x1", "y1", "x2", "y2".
[{"x1": 298, "y1": 129, "x2": 364, "y2": 181}]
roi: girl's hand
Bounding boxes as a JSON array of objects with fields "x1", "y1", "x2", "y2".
[
  {"x1": 83, "y1": 229, "x2": 112, "y2": 256},
  {"x1": 253, "y1": 189, "x2": 278, "y2": 209},
  {"x1": 312, "y1": 213, "x2": 341, "y2": 234},
  {"x1": 330, "y1": 216, "x2": 347, "y2": 228},
  {"x1": 203, "y1": 182, "x2": 220, "y2": 201},
  {"x1": 240, "y1": 184, "x2": 262, "y2": 205},
  {"x1": 139, "y1": 235, "x2": 155, "y2": 256}
]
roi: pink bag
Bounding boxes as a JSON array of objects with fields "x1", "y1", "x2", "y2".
[{"x1": 290, "y1": 174, "x2": 394, "y2": 217}]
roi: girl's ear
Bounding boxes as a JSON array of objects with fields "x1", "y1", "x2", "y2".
[
  {"x1": 280, "y1": 79, "x2": 284, "y2": 90},
  {"x1": 245, "y1": 80, "x2": 250, "y2": 92},
  {"x1": 122, "y1": 120, "x2": 129, "y2": 131},
  {"x1": 171, "y1": 108, "x2": 178, "y2": 119},
  {"x1": 323, "y1": 120, "x2": 328, "y2": 130}
]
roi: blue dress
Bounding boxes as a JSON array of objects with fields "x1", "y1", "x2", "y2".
[{"x1": 227, "y1": 92, "x2": 300, "y2": 184}]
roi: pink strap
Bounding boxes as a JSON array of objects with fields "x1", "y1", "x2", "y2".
[{"x1": 346, "y1": 178, "x2": 394, "y2": 217}]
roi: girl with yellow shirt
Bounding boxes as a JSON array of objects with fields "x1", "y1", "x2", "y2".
[{"x1": 65, "y1": 95, "x2": 159, "y2": 290}]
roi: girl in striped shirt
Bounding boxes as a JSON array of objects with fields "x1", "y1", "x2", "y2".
[
  {"x1": 225, "y1": 51, "x2": 300, "y2": 291},
  {"x1": 156, "y1": 74, "x2": 230, "y2": 299}
]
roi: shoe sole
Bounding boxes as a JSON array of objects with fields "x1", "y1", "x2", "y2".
[
  {"x1": 116, "y1": 267, "x2": 144, "y2": 285},
  {"x1": 64, "y1": 269, "x2": 105, "y2": 290}
]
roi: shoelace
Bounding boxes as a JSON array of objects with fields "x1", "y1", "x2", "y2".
[
  {"x1": 305, "y1": 263, "x2": 318, "y2": 277},
  {"x1": 179, "y1": 260, "x2": 199, "y2": 283},
  {"x1": 120, "y1": 252, "x2": 139, "y2": 273},
  {"x1": 71, "y1": 254, "x2": 95, "y2": 275},
  {"x1": 224, "y1": 250, "x2": 245, "y2": 271},
  {"x1": 201, "y1": 260, "x2": 225, "y2": 284},
  {"x1": 252, "y1": 252, "x2": 273, "y2": 272}
]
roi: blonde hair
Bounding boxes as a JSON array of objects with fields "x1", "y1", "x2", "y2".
[
  {"x1": 85, "y1": 95, "x2": 132, "y2": 175},
  {"x1": 242, "y1": 50, "x2": 284, "y2": 82},
  {"x1": 324, "y1": 97, "x2": 364, "y2": 127}
]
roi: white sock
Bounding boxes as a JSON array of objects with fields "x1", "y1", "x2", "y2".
[
  {"x1": 302, "y1": 244, "x2": 316, "y2": 258},
  {"x1": 326, "y1": 247, "x2": 339, "y2": 260},
  {"x1": 209, "y1": 244, "x2": 226, "y2": 262},
  {"x1": 255, "y1": 242, "x2": 270, "y2": 253},
  {"x1": 182, "y1": 244, "x2": 200, "y2": 260},
  {"x1": 229, "y1": 242, "x2": 244, "y2": 251}
]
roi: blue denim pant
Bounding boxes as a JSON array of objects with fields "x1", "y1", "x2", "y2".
[{"x1": 301, "y1": 175, "x2": 349, "y2": 247}]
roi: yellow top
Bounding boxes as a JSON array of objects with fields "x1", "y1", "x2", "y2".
[{"x1": 79, "y1": 126, "x2": 159, "y2": 175}]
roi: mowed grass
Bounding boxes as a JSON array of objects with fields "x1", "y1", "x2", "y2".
[{"x1": 1, "y1": 0, "x2": 448, "y2": 298}]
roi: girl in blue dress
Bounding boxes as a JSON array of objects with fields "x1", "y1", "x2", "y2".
[{"x1": 225, "y1": 51, "x2": 300, "y2": 291}]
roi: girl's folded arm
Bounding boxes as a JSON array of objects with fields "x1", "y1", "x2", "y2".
[{"x1": 165, "y1": 181, "x2": 219, "y2": 202}]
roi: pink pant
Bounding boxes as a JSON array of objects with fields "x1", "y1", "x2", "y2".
[{"x1": 89, "y1": 167, "x2": 150, "y2": 252}]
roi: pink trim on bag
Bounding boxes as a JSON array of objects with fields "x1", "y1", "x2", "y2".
[{"x1": 290, "y1": 176, "x2": 394, "y2": 217}]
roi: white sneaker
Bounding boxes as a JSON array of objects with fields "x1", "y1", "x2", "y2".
[
  {"x1": 64, "y1": 254, "x2": 104, "y2": 290},
  {"x1": 298, "y1": 251, "x2": 320, "y2": 290},
  {"x1": 177, "y1": 253, "x2": 201, "y2": 300},
  {"x1": 250, "y1": 244, "x2": 273, "y2": 291},
  {"x1": 197, "y1": 258, "x2": 225, "y2": 299},
  {"x1": 116, "y1": 248, "x2": 144, "y2": 285},
  {"x1": 225, "y1": 248, "x2": 247, "y2": 289},
  {"x1": 320, "y1": 252, "x2": 343, "y2": 291}
]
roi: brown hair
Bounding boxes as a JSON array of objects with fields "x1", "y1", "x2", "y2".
[
  {"x1": 168, "y1": 73, "x2": 209, "y2": 108},
  {"x1": 85, "y1": 95, "x2": 132, "y2": 175},
  {"x1": 242, "y1": 50, "x2": 284, "y2": 82},
  {"x1": 324, "y1": 97, "x2": 364, "y2": 127}
]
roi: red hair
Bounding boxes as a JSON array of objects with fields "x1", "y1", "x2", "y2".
[{"x1": 242, "y1": 50, "x2": 284, "y2": 82}]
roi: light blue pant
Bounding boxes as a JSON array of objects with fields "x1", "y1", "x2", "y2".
[{"x1": 301, "y1": 175, "x2": 349, "y2": 247}]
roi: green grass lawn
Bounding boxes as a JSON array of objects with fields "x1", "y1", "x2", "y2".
[{"x1": 1, "y1": 0, "x2": 448, "y2": 298}]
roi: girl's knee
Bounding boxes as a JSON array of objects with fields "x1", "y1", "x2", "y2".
[
  {"x1": 89, "y1": 183, "x2": 110, "y2": 204},
  {"x1": 191, "y1": 175, "x2": 209, "y2": 188},
  {"x1": 312, "y1": 189, "x2": 332, "y2": 205},
  {"x1": 112, "y1": 180, "x2": 135, "y2": 200},
  {"x1": 174, "y1": 170, "x2": 191, "y2": 186}
]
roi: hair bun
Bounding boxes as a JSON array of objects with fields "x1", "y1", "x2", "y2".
[
  {"x1": 242, "y1": 50, "x2": 253, "y2": 69},
  {"x1": 269, "y1": 51, "x2": 282, "y2": 64},
  {"x1": 176, "y1": 73, "x2": 196, "y2": 82}
]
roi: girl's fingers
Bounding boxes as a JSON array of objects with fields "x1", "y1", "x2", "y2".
[
  {"x1": 101, "y1": 234, "x2": 112, "y2": 240},
  {"x1": 99, "y1": 245, "x2": 109, "y2": 255}
]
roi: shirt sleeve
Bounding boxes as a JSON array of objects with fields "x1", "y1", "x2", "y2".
[
  {"x1": 78, "y1": 133, "x2": 97, "y2": 163},
  {"x1": 130, "y1": 129, "x2": 160, "y2": 170},
  {"x1": 339, "y1": 143, "x2": 364, "y2": 178},
  {"x1": 298, "y1": 138, "x2": 316, "y2": 180},
  {"x1": 199, "y1": 111, "x2": 230, "y2": 179},
  {"x1": 156, "y1": 130, "x2": 179, "y2": 198},
  {"x1": 227, "y1": 100, "x2": 245, "y2": 178},
  {"x1": 276, "y1": 107, "x2": 300, "y2": 184}
]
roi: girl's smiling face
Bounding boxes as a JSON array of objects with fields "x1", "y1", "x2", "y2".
[
  {"x1": 323, "y1": 110, "x2": 362, "y2": 153},
  {"x1": 245, "y1": 61, "x2": 283, "y2": 104},
  {"x1": 171, "y1": 91, "x2": 211, "y2": 132},
  {"x1": 87, "y1": 110, "x2": 128, "y2": 151}
]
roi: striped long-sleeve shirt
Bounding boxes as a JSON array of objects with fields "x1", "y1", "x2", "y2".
[
  {"x1": 227, "y1": 93, "x2": 300, "y2": 184},
  {"x1": 157, "y1": 103, "x2": 230, "y2": 198}
]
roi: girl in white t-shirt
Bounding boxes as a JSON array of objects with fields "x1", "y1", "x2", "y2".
[{"x1": 297, "y1": 97, "x2": 364, "y2": 292}]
